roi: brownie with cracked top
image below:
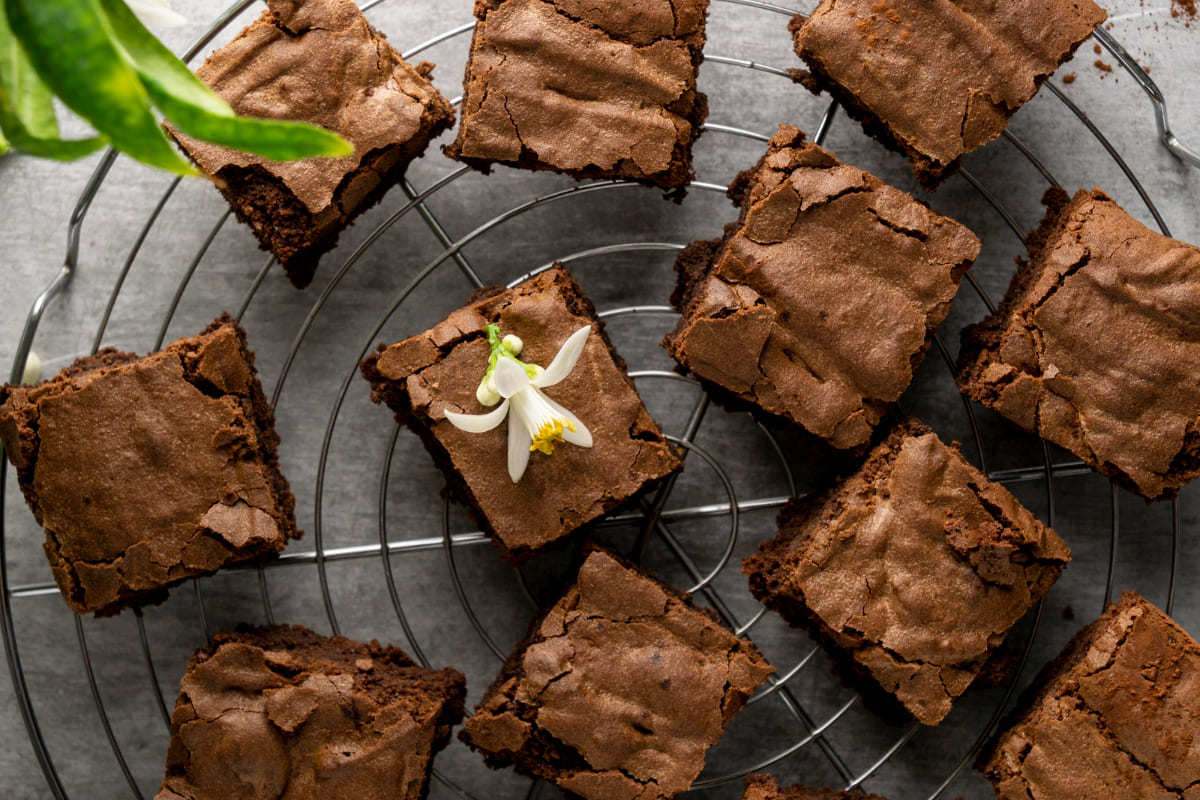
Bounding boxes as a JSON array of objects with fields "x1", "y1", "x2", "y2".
[
  {"x1": 444, "y1": 0, "x2": 710, "y2": 193},
  {"x1": 172, "y1": 0, "x2": 455, "y2": 288},
  {"x1": 790, "y1": 0, "x2": 1105, "y2": 188},
  {"x1": 0, "y1": 316, "x2": 299, "y2": 616},
  {"x1": 360, "y1": 266, "x2": 681, "y2": 561},
  {"x1": 461, "y1": 548, "x2": 773, "y2": 800},
  {"x1": 742, "y1": 774, "x2": 891, "y2": 799},
  {"x1": 744, "y1": 418, "x2": 1070, "y2": 725},
  {"x1": 664, "y1": 125, "x2": 980, "y2": 450},
  {"x1": 980, "y1": 592, "x2": 1200, "y2": 799},
  {"x1": 155, "y1": 624, "x2": 466, "y2": 800},
  {"x1": 958, "y1": 188, "x2": 1200, "y2": 500}
]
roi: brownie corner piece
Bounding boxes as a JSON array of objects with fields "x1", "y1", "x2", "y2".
[
  {"x1": 461, "y1": 547, "x2": 773, "y2": 799},
  {"x1": 173, "y1": 0, "x2": 455, "y2": 288},
  {"x1": 742, "y1": 773, "x2": 892, "y2": 799},
  {"x1": 360, "y1": 265, "x2": 681, "y2": 560},
  {"x1": 445, "y1": 0, "x2": 710, "y2": 192},
  {"x1": 791, "y1": 0, "x2": 1105, "y2": 187},
  {"x1": 957, "y1": 187, "x2": 1200, "y2": 500},
  {"x1": 979, "y1": 592, "x2": 1200, "y2": 799},
  {"x1": 156, "y1": 624, "x2": 466, "y2": 800},
  {"x1": 664, "y1": 125, "x2": 980, "y2": 449},
  {"x1": 743, "y1": 418, "x2": 1068, "y2": 725},
  {"x1": 0, "y1": 316, "x2": 298, "y2": 615}
]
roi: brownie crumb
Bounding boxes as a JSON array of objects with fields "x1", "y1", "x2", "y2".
[
  {"x1": 1061, "y1": 72, "x2": 1076, "y2": 83},
  {"x1": 1094, "y1": 58, "x2": 1113, "y2": 72}
]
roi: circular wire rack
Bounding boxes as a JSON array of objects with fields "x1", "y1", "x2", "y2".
[{"x1": 4, "y1": 1, "x2": 1200, "y2": 798}]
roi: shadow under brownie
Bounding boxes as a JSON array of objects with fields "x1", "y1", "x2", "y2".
[
  {"x1": 156, "y1": 624, "x2": 466, "y2": 800},
  {"x1": 744, "y1": 418, "x2": 1069, "y2": 725},
  {"x1": 444, "y1": 0, "x2": 710, "y2": 194},
  {"x1": 979, "y1": 591, "x2": 1200, "y2": 799},
  {"x1": 461, "y1": 547, "x2": 773, "y2": 800},
  {"x1": 958, "y1": 187, "x2": 1200, "y2": 500},
  {"x1": 790, "y1": 0, "x2": 1105, "y2": 188},
  {"x1": 664, "y1": 125, "x2": 980, "y2": 450},
  {"x1": 172, "y1": 0, "x2": 455, "y2": 288},
  {"x1": 0, "y1": 315, "x2": 298, "y2": 616},
  {"x1": 360, "y1": 265, "x2": 681, "y2": 561}
]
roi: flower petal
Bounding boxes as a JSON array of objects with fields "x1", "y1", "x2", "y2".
[
  {"x1": 532, "y1": 325, "x2": 591, "y2": 388},
  {"x1": 542, "y1": 393, "x2": 592, "y2": 448},
  {"x1": 126, "y1": 0, "x2": 187, "y2": 27},
  {"x1": 493, "y1": 356, "x2": 531, "y2": 398},
  {"x1": 445, "y1": 399, "x2": 509, "y2": 433},
  {"x1": 508, "y1": 413, "x2": 532, "y2": 482}
]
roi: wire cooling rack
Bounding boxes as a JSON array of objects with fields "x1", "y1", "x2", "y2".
[{"x1": 4, "y1": 1, "x2": 1200, "y2": 798}]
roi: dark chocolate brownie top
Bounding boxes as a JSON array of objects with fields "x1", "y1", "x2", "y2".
[
  {"x1": 982, "y1": 592, "x2": 1200, "y2": 799},
  {"x1": 742, "y1": 773, "x2": 891, "y2": 800},
  {"x1": 665, "y1": 126, "x2": 979, "y2": 449},
  {"x1": 793, "y1": 0, "x2": 1104, "y2": 184},
  {"x1": 462, "y1": 549, "x2": 773, "y2": 799},
  {"x1": 156, "y1": 624, "x2": 466, "y2": 800},
  {"x1": 178, "y1": 0, "x2": 453, "y2": 214},
  {"x1": 744, "y1": 419, "x2": 1069, "y2": 725},
  {"x1": 0, "y1": 318, "x2": 297, "y2": 615},
  {"x1": 363, "y1": 266, "x2": 680, "y2": 556},
  {"x1": 958, "y1": 188, "x2": 1200, "y2": 500},
  {"x1": 446, "y1": 0, "x2": 709, "y2": 188}
]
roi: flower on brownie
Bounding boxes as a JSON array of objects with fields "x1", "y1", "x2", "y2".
[
  {"x1": 126, "y1": 0, "x2": 187, "y2": 28},
  {"x1": 445, "y1": 324, "x2": 593, "y2": 483}
]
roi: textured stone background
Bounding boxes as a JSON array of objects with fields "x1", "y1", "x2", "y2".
[{"x1": 1, "y1": 1, "x2": 1198, "y2": 798}]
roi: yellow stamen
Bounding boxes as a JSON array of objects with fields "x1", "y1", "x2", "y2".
[{"x1": 530, "y1": 419, "x2": 576, "y2": 455}]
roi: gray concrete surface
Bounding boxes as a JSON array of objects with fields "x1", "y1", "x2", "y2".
[{"x1": 1, "y1": 1, "x2": 1198, "y2": 798}]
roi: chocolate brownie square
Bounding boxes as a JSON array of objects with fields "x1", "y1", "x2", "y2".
[
  {"x1": 958, "y1": 188, "x2": 1200, "y2": 500},
  {"x1": 461, "y1": 548, "x2": 773, "y2": 799},
  {"x1": 0, "y1": 316, "x2": 298, "y2": 616},
  {"x1": 444, "y1": 0, "x2": 710, "y2": 193},
  {"x1": 742, "y1": 774, "x2": 890, "y2": 800},
  {"x1": 361, "y1": 266, "x2": 681, "y2": 560},
  {"x1": 744, "y1": 419, "x2": 1070, "y2": 725},
  {"x1": 790, "y1": 0, "x2": 1105, "y2": 187},
  {"x1": 173, "y1": 0, "x2": 456, "y2": 288},
  {"x1": 664, "y1": 126, "x2": 980, "y2": 449},
  {"x1": 155, "y1": 625, "x2": 466, "y2": 800},
  {"x1": 980, "y1": 592, "x2": 1200, "y2": 799}
]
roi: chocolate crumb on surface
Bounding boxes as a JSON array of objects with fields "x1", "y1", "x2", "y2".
[
  {"x1": 0, "y1": 316, "x2": 299, "y2": 616},
  {"x1": 742, "y1": 773, "x2": 892, "y2": 799},
  {"x1": 461, "y1": 548, "x2": 773, "y2": 800},
  {"x1": 172, "y1": 0, "x2": 455, "y2": 288}
]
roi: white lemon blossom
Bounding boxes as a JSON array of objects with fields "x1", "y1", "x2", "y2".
[
  {"x1": 126, "y1": 0, "x2": 187, "y2": 28},
  {"x1": 445, "y1": 324, "x2": 593, "y2": 483}
]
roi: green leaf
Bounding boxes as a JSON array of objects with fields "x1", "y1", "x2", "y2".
[
  {"x1": 100, "y1": 0, "x2": 353, "y2": 162},
  {"x1": 3, "y1": 0, "x2": 195, "y2": 174},
  {"x1": 0, "y1": 128, "x2": 8, "y2": 155},
  {"x1": 0, "y1": 7, "x2": 107, "y2": 161}
]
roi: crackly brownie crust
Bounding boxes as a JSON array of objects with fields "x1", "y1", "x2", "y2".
[
  {"x1": 461, "y1": 548, "x2": 773, "y2": 800},
  {"x1": 173, "y1": 0, "x2": 455, "y2": 288},
  {"x1": 958, "y1": 188, "x2": 1200, "y2": 500},
  {"x1": 664, "y1": 126, "x2": 980, "y2": 450},
  {"x1": 156, "y1": 624, "x2": 466, "y2": 800},
  {"x1": 360, "y1": 265, "x2": 681, "y2": 560},
  {"x1": 742, "y1": 773, "x2": 891, "y2": 800},
  {"x1": 744, "y1": 419, "x2": 1069, "y2": 725},
  {"x1": 0, "y1": 316, "x2": 298, "y2": 616},
  {"x1": 444, "y1": 0, "x2": 710, "y2": 194},
  {"x1": 790, "y1": 0, "x2": 1104, "y2": 189},
  {"x1": 979, "y1": 592, "x2": 1200, "y2": 798}
]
